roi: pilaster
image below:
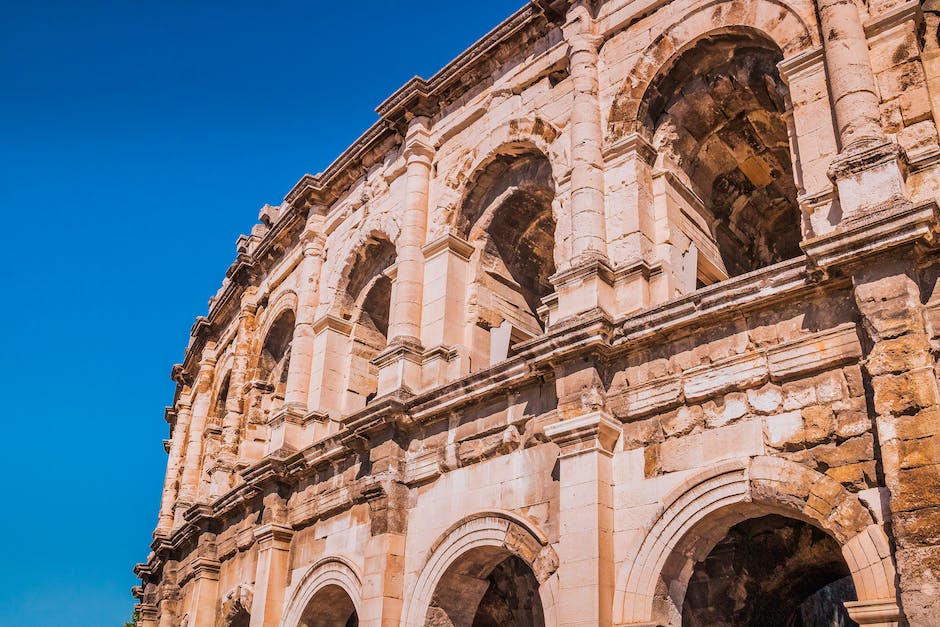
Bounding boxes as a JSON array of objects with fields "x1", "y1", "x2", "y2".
[
  {"x1": 419, "y1": 232, "x2": 473, "y2": 387},
  {"x1": 188, "y1": 557, "x2": 221, "y2": 627},
  {"x1": 248, "y1": 523, "x2": 294, "y2": 627},
  {"x1": 157, "y1": 398, "x2": 191, "y2": 533},
  {"x1": 176, "y1": 350, "x2": 217, "y2": 516},
  {"x1": 284, "y1": 219, "x2": 326, "y2": 411},
  {"x1": 307, "y1": 314, "x2": 352, "y2": 421},
  {"x1": 852, "y1": 257, "x2": 940, "y2": 625},
  {"x1": 545, "y1": 411, "x2": 620, "y2": 627}
]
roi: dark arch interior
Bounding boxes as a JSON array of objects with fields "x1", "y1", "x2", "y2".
[
  {"x1": 343, "y1": 236, "x2": 396, "y2": 409},
  {"x1": 210, "y1": 372, "x2": 231, "y2": 422},
  {"x1": 259, "y1": 309, "x2": 295, "y2": 390},
  {"x1": 646, "y1": 33, "x2": 801, "y2": 277},
  {"x1": 342, "y1": 236, "x2": 397, "y2": 315},
  {"x1": 299, "y1": 584, "x2": 358, "y2": 627},
  {"x1": 427, "y1": 549, "x2": 545, "y2": 627},
  {"x1": 682, "y1": 515, "x2": 857, "y2": 627},
  {"x1": 459, "y1": 147, "x2": 556, "y2": 332},
  {"x1": 227, "y1": 607, "x2": 250, "y2": 627}
]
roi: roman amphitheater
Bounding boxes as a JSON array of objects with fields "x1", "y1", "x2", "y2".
[{"x1": 135, "y1": 0, "x2": 940, "y2": 624}]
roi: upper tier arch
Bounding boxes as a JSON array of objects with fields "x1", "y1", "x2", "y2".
[{"x1": 606, "y1": 0, "x2": 817, "y2": 141}]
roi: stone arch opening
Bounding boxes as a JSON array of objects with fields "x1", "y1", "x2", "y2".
[
  {"x1": 681, "y1": 514, "x2": 857, "y2": 627},
  {"x1": 209, "y1": 371, "x2": 231, "y2": 424},
  {"x1": 643, "y1": 31, "x2": 801, "y2": 284},
  {"x1": 298, "y1": 584, "x2": 359, "y2": 627},
  {"x1": 425, "y1": 548, "x2": 545, "y2": 627},
  {"x1": 338, "y1": 235, "x2": 396, "y2": 411},
  {"x1": 616, "y1": 458, "x2": 898, "y2": 627},
  {"x1": 259, "y1": 309, "x2": 295, "y2": 396},
  {"x1": 458, "y1": 145, "x2": 556, "y2": 367}
]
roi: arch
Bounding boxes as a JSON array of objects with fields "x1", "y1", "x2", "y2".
[
  {"x1": 402, "y1": 510, "x2": 559, "y2": 627},
  {"x1": 256, "y1": 290, "x2": 298, "y2": 347},
  {"x1": 442, "y1": 117, "x2": 567, "y2": 207},
  {"x1": 279, "y1": 556, "x2": 363, "y2": 627},
  {"x1": 320, "y1": 218, "x2": 400, "y2": 318},
  {"x1": 614, "y1": 456, "x2": 898, "y2": 625},
  {"x1": 607, "y1": 0, "x2": 816, "y2": 141}
]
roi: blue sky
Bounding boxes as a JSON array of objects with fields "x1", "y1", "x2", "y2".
[{"x1": 0, "y1": 2, "x2": 522, "y2": 624}]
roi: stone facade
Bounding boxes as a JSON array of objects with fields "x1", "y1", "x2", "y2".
[{"x1": 135, "y1": 1, "x2": 940, "y2": 625}]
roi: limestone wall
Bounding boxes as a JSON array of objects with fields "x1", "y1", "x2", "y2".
[{"x1": 135, "y1": 0, "x2": 940, "y2": 626}]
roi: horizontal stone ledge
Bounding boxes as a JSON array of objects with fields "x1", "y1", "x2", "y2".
[{"x1": 614, "y1": 324, "x2": 862, "y2": 420}]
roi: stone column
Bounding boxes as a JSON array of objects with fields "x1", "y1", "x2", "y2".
[
  {"x1": 176, "y1": 350, "x2": 217, "y2": 514},
  {"x1": 853, "y1": 258, "x2": 940, "y2": 625},
  {"x1": 223, "y1": 289, "x2": 257, "y2": 457},
  {"x1": 271, "y1": 219, "x2": 326, "y2": 451},
  {"x1": 248, "y1": 523, "x2": 294, "y2": 627},
  {"x1": 284, "y1": 220, "x2": 326, "y2": 411},
  {"x1": 188, "y1": 557, "x2": 221, "y2": 627},
  {"x1": 156, "y1": 397, "x2": 192, "y2": 534},
  {"x1": 389, "y1": 116, "x2": 433, "y2": 344},
  {"x1": 817, "y1": 0, "x2": 908, "y2": 217},
  {"x1": 378, "y1": 116, "x2": 434, "y2": 394},
  {"x1": 818, "y1": 0, "x2": 884, "y2": 147},
  {"x1": 545, "y1": 411, "x2": 620, "y2": 627},
  {"x1": 566, "y1": 4, "x2": 608, "y2": 262},
  {"x1": 550, "y1": 5, "x2": 619, "y2": 322}
]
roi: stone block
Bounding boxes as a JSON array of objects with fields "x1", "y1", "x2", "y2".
[
  {"x1": 898, "y1": 435, "x2": 940, "y2": 470},
  {"x1": 826, "y1": 461, "x2": 877, "y2": 491},
  {"x1": 660, "y1": 405, "x2": 704, "y2": 438},
  {"x1": 703, "y1": 392, "x2": 748, "y2": 428},
  {"x1": 763, "y1": 411, "x2": 804, "y2": 449},
  {"x1": 747, "y1": 383, "x2": 782, "y2": 414},
  {"x1": 893, "y1": 406, "x2": 940, "y2": 441},
  {"x1": 834, "y1": 409, "x2": 872, "y2": 440},
  {"x1": 658, "y1": 420, "x2": 763, "y2": 473},
  {"x1": 802, "y1": 406, "x2": 835, "y2": 445},
  {"x1": 872, "y1": 369, "x2": 940, "y2": 415},
  {"x1": 895, "y1": 464, "x2": 940, "y2": 511},
  {"x1": 865, "y1": 334, "x2": 933, "y2": 376},
  {"x1": 782, "y1": 379, "x2": 817, "y2": 410}
]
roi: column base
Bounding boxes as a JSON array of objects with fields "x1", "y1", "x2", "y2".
[
  {"x1": 828, "y1": 139, "x2": 908, "y2": 220},
  {"x1": 374, "y1": 337, "x2": 424, "y2": 397},
  {"x1": 266, "y1": 404, "x2": 317, "y2": 454}
]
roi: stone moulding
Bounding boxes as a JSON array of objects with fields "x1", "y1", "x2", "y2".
[
  {"x1": 617, "y1": 323, "x2": 862, "y2": 420},
  {"x1": 278, "y1": 555, "x2": 363, "y2": 627},
  {"x1": 402, "y1": 510, "x2": 559, "y2": 627}
]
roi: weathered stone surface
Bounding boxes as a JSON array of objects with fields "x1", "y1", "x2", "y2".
[{"x1": 138, "y1": 1, "x2": 940, "y2": 625}]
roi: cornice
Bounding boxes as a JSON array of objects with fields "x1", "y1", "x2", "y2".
[
  {"x1": 802, "y1": 201, "x2": 940, "y2": 272},
  {"x1": 863, "y1": 0, "x2": 922, "y2": 38}
]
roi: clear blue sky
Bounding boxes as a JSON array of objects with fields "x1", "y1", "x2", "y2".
[{"x1": 0, "y1": 2, "x2": 522, "y2": 624}]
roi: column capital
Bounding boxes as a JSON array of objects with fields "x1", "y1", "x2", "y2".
[
  {"x1": 403, "y1": 116, "x2": 434, "y2": 163},
  {"x1": 843, "y1": 598, "x2": 901, "y2": 626},
  {"x1": 253, "y1": 523, "x2": 294, "y2": 548},
  {"x1": 192, "y1": 557, "x2": 221, "y2": 580},
  {"x1": 421, "y1": 231, "x2": 474, "y2": 261},
  {"x1": 544, "y1": 411, "x2": 620, "y2": 456}
]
